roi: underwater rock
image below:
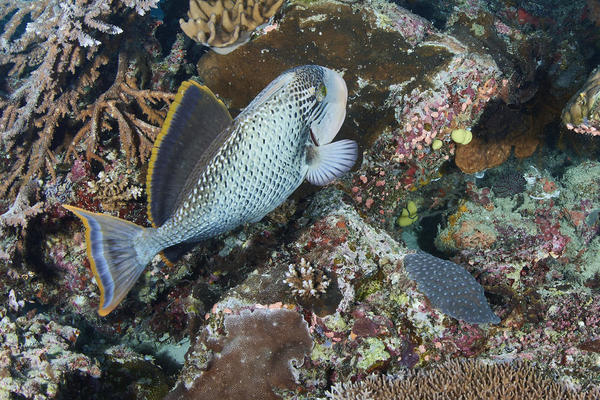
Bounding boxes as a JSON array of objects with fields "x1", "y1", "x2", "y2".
[
  {"x1": 170, "y1": 188, "x2": 508, "y2": 396},
  {"x1": 193, "y1": 0, "x2": 532, "y2": 229}
]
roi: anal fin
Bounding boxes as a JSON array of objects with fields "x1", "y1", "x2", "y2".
[{"x1": 159, "y1": 242, "x2": 200, "y2": 266}]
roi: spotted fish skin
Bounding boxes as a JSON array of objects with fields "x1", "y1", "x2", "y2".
[
  {"x1": 64, "y1": 65, "x2": 358, "y2": 315},
  {"x1": 149, "y1": 67, "x2": 326, "y2": 250},
  {"x1": 404, "y1": 251, "x2": 499, "y2": 324}
]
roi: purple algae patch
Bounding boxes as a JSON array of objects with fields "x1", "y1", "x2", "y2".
[{"x1": 404, "y1": 251, "x2": 500, "y2": 324}]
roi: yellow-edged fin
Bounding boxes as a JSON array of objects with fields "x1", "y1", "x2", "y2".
[
  {"x1": 159, "y1": 242, "x2": 199, "y2": 266},
  {"x1": 63, "y1": 205, "x2": 148, "y2": 316},
  {"x1": 146, "y1": 80, "x2": 233, "y2": 228}
]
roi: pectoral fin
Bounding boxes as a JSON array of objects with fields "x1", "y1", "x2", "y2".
[{"x1": 306, "y1": 139, "x2": 358, "y2": 186}]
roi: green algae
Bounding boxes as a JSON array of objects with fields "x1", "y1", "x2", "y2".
[{"x1": 356, "y1": 337, "x2": 390, "y2": 370}]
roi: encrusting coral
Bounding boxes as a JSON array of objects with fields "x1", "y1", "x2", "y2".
[
  {"x1": 166, "y1": 306, "x2": 312, "y2": 400},
  {"x1": 180, "y1": 0, "x2": 284, "y2": 54},
  {"x1": 326, "y1": 359, "x2": 600, "y2": 400}
]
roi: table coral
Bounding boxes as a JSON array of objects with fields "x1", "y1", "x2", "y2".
[
  {"x1": 0, "y1": 0, "x2": 168, "y2": 206},
  {"x1": 326, "y1": 359, "x2": 600, "y2": 400}
]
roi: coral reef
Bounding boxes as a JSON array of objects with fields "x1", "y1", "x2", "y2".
[
  {"x1": 180, "y1": 0, "x2": 284, "y2": 54},
  {"x1": 166, "y1": 306, "x2": 312, "y2": 400},
  {"x1": 326, "y1": 359, "x2": 600, "y2": 400},
  {"x1": 0, "y1": 306, "x2": 101, "y2": 399},
  {"x1": 2, "y1": 0, "x2": 600, "y2": 398},
  {"x1": 562, "y1": 66, "x2": 600, "y2": 135}
]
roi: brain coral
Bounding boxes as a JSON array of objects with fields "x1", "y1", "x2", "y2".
[
  {"x1": 326, "y1": 359, "x2": 600, "y2": 399},
  {"x1": 180, "y1": 0, "x2": 284, "y2": 54},
  {"x1": 403, "y1": 251, "x2": 499, "y2": 324},
  {"x1": 165, "y1": 307, "x2": 312, "y2": 400}
]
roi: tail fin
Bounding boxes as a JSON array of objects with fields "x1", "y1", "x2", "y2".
[{"x1": 63, "y1": 205, "x2": 150, "y2": 316}]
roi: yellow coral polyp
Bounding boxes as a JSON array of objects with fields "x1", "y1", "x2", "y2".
[{"x1": 451, "y1": 128, "x2": 472, "y2": 145}]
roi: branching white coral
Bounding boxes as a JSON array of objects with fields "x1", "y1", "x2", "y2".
[{"x1": 284, "y1": 258, "x2": 330, "y2": 299}]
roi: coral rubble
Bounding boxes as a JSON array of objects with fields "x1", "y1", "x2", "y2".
[{"x1": 0, "y1": 306, "x2": 100, "y2": 399}]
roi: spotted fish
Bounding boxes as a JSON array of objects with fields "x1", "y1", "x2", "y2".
[{"x1": 64, "y1": 65, "x2": 358, "y2": 315}]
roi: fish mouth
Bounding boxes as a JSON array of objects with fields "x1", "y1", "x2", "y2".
[{"x1": 309, "y1": 68, "x2": 347, "y2": 145}]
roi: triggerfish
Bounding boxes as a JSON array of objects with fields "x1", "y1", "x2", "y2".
[{"x1": 64, "y1": 65, "x2": 358, "y2": 316}]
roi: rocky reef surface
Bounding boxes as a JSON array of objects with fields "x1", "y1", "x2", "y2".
[{"x1": 1, "y1": 0, "x2": 600, "y2": 398}]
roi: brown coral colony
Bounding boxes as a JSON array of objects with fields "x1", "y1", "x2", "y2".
[{"x1": 180, "y1": 0, "x2": 284, "y2": 54}]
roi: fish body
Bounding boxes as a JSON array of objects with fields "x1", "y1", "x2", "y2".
[{"x1": 64, "y1": 65, "x2": 358, "y2": 315}]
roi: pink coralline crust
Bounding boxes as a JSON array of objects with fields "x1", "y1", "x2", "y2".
[
  {"x1": 49, "y1": 242, "x2": 89, "y2": 292},
  {"x1": 393, "y1": 58, "x2": 500, "y2": 163},
  {"x1": 534, "y1": 209, "x2": 571, "y2": 257},
  {"x1": 69, "y1": 158, "x2": 91, "y2": 183},
  {"x1": 566, "y1": 122, "x2": 600, "y2": 136},
  {"x1": 440, "y1": 323, "x2": 487, "y2": 357},
  {"x1": 489, "y1": 292, "x2": 600, "y2": 374},
  {"x1": 494, "y1": 20, "x2": 513, "y2": 35},
  {"x1": 387, "y1": 6, "x2": 434, "y2": 46}
]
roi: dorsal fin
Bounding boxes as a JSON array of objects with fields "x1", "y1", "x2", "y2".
[{"x1": 147, "y1": 81, "x2": 232, "y2": 227}]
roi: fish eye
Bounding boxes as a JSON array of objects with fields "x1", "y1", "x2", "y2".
[{"x1": 316, "y1": 84, "x2": 327, "y2": 102}]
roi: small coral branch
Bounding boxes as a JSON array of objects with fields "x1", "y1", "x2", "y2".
[
  {"x1": 285, "y1": 258, "x2": 330, "y2": 299},
  {"x1": 0, "y1": 181, "x2": 43, "y2": 230},
  {"x1": 67, "y1": 50, "x2": 175, "y2": 164}
]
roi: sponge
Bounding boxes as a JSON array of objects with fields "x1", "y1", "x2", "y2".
[
  {"x1": 451, "y1": 128, "x2": 473, "y2": 145},
  {"x1": 397, "y1": 201, "x2": 418, "y2": 227}
]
